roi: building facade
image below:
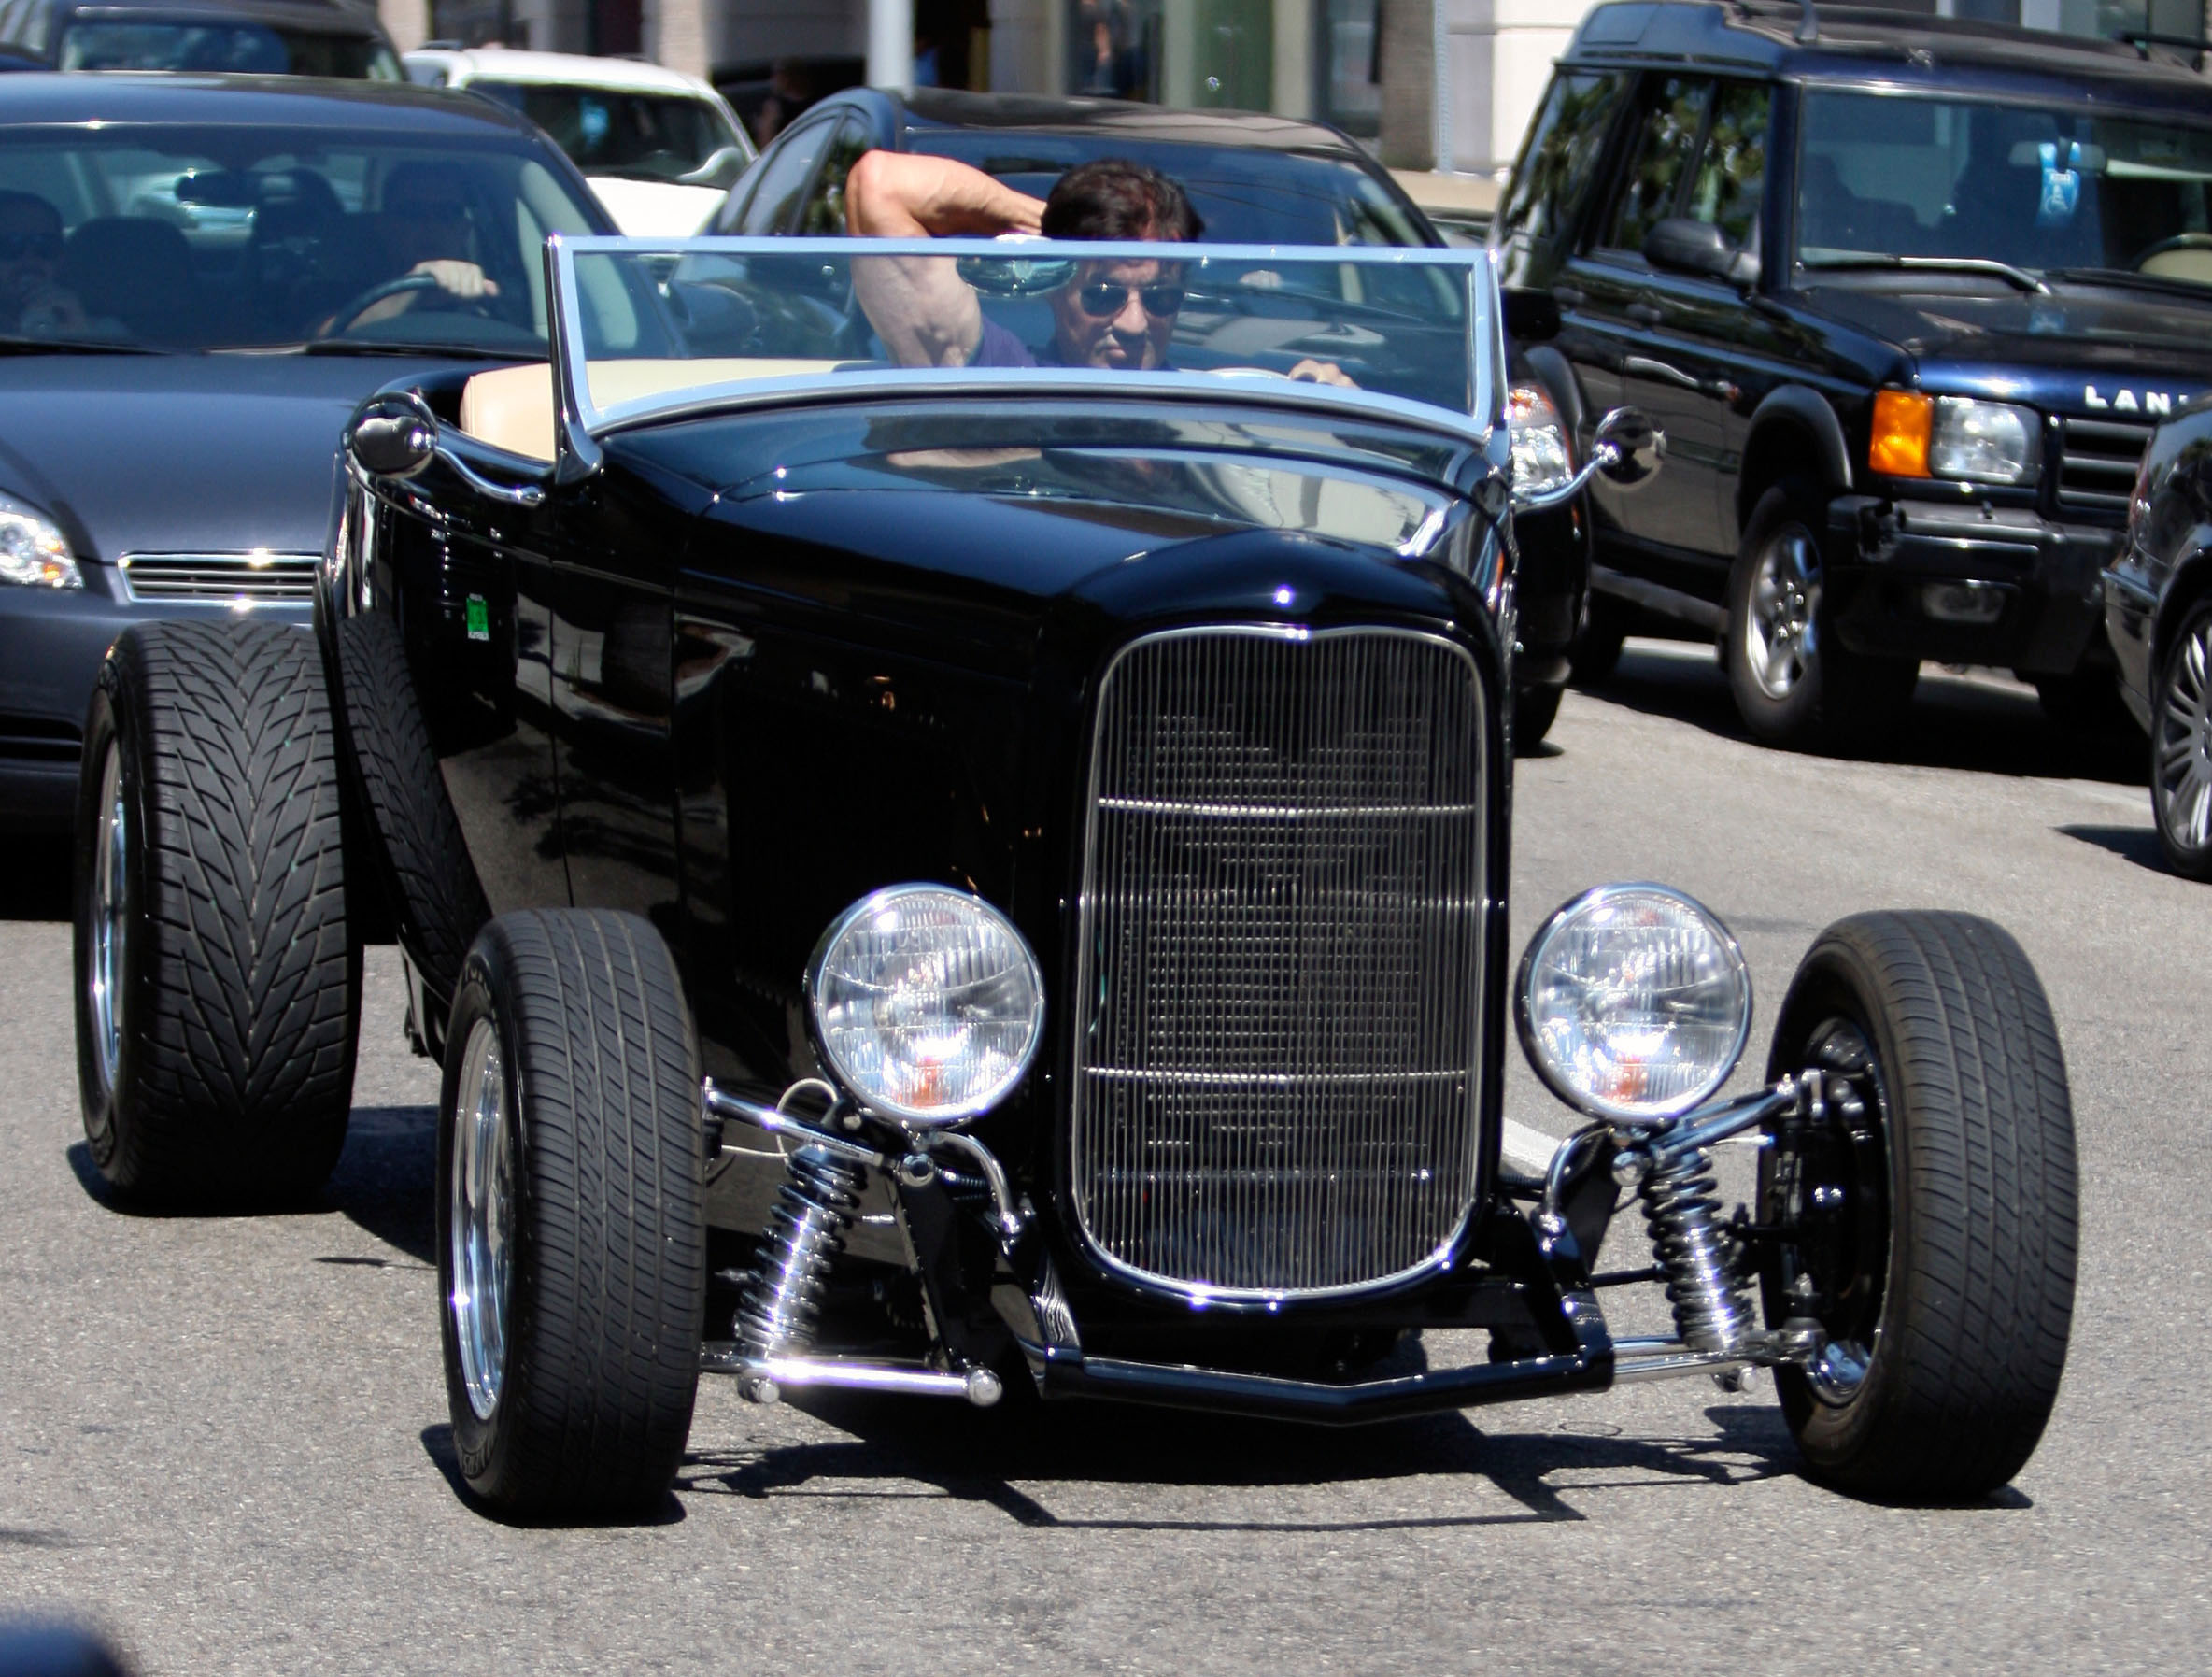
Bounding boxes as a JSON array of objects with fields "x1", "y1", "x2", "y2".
[{"x1": 381, "y1": 0, "x2": 2212, "y2": 177}]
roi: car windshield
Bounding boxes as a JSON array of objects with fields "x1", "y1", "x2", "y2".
[
  {"x1": 910, "y1": 133, "x2": 1438, "y2": 249},
  {"x1": 559, "y1": 238, "x2": 1482, "y2": 431},
  {"x1": 56, "y1": 22, "x2": 401, "y2": 78},
  {"x1": 466, "y1": 82, "x2": 749, "y2": 189},
  {"x1": 0, "y1": 124, "x2": 603, "y2": 353},
  {"x1": 1798, "y1": 89, "x2": 2212, "y2": 288}
]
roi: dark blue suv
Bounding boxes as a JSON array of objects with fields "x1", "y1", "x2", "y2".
[{"x1": 1494, "y1": 0, "x2": 2212, "y2": 746}]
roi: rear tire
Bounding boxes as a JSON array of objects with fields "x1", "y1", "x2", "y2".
[
  {"x1": 438, "y1": 909, "x2": 706, "y2": 1522},
  {"x1": 1760, "y1": 912, "x2": 2077, "y2": 1500},
  {"x1": 73, "y1": 622, "x2": 359, "y2": 1206},
  {"x1": 1512, "y1": 683, "x2": 1564, "y2": 754},
  {"x1": 1725, "y1": 479, "x2": 1917, "y2": 749}
]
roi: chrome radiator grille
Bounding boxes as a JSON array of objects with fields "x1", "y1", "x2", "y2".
[
  {"x1": 1071, "y1": 626, "x2": 1488, "y2": 1297},
  {"x1": 120, "y1": 553, "x2": 319, "y2": 605}
]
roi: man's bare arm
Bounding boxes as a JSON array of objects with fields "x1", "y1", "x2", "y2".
[{"x1": 845, "y1": 151, "x2": 1046, "y2": 367}]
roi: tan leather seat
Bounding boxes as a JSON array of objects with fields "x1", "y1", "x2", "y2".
[{"x1": 456, "y1": 359, "x2": 855, "y2": 464}]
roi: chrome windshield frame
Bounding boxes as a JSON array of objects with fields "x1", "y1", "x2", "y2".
[{"x1": 544, "y1": 234, "x2": 1507, "y2": 475}]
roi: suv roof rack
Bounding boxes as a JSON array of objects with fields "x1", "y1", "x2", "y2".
[{"x1": 2115, "y1": 28, "x2": 2209, "y2": 68}]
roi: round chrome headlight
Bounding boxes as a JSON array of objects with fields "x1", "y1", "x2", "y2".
[
  {"x1": 806, "y1": 885, "x2": 1045, "y2": 1126},
  {"x1": 1514, "y1": 884, "x2": 1751, "y2": 1125}
]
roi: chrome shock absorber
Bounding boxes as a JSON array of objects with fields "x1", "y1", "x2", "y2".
[
  {"x1": 733, "y1": 1144, "x2": 866, "y2": 1400},
  {"x1": 1639, "y1": 1144, "x2": 1756, "y2": 1355}
]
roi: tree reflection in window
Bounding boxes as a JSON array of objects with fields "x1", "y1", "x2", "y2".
[{"x1": 1604, "y1": 77, "x2": 1709, "y2": 254}]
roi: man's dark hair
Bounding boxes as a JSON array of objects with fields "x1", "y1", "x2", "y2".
[{"x1": 1042, "y1": 159, "x2": 1204, "y2": 242}]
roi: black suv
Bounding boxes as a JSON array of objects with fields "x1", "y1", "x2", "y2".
[{"x1": 1494, "y1": 0, "x2": 2212, "y2": 746}]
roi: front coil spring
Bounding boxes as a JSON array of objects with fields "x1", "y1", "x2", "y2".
[
  {"x1": 735, "y1": 1144, "x2": 866, "y2": 1361},
  {"x1": 1639, "y1": 1146, "x2": 1756, "y2": 1355}
]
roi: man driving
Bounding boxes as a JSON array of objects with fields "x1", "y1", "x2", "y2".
[
  {"x1": 0, "y1": 192, "x2": 90, "y2": 338},
  {"x1": 321, "y1": 163, "x2": 499, "y2": 334},
  {"x1": 845, "y1": 151, "x2": 1350, "y2": 383}
]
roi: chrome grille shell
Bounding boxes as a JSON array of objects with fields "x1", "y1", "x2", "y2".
[
  {"x1": 119, "y1": 552, "x2": 319, "y2": 605},
  {"x1": 1070, "y1": 624, "x2": 1490, "y2": 1300}
]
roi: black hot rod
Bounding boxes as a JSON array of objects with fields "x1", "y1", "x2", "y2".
[{"x1": 72, "y1": 236, "x2": 2076, "y2": 1521}]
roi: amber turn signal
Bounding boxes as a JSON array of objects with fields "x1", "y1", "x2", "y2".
[{"x1": 1869, "y1": 390, "x2": 1933, "y2": 478}]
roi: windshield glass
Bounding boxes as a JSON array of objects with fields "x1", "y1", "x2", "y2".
[
  {"x1": 467, "y1": 83, "x2": 748, "y2": 189},
  {"x1": 910, "y1": 134, "x2": 1438, "y2": 249},
  {"x1": 57, "y1": 23, "x2": 401, "y2": 78},
  {"x1": 0, "y1": 125, "x2": 603, "y2": 353},
  {"x1": 559, "y1": 239, "x2": 1482, "y2": 430},
  {"x1": 1799, "y1": 89, "x2": 2212, "y2": 286}
]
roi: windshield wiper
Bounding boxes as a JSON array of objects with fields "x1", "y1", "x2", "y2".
[
  {"x1": 2047, "y1": 265, "x2": 2212, "y2": 300},
  {"x1": 0, "y1": 334, "x2": 161, "y2": 355},
  {"x1": 295, "y1": 339, "x2": 539, "y2": 360},
  {"x1": 1801, "y1": 254, "x2": 2049, "y2": 295}
]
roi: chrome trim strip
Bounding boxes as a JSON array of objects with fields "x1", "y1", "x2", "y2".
[
  {"x1": 1069, "y1": 622, "x2": 1491, "y2": 1303},
  {"x1": 118, "y1": 551, "x2": 319, "y2": 605}
]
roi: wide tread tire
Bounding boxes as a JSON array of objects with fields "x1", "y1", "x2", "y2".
[
  {"x1": 1512, "y1": 682, "x2": 1564, "y2": 755},
  {"x1": 1765, "y1": 911, "x2": 2077, "y2": 1500},
  {"x1": 1726, "y1": 480, "x2": 1918, "y2": 750},
  {"x1": 439, "y1": 909, "x2": 706, "y2": 1523},
  {"x1": 1567, "y1": 592, "x2": 1627, "y2": 688},
  {"x1": 332, "y1": 611, "x2": 490, "y2": 1016},
  {"x1": 73, "y1": 621, "x2": 359, "y2": 1206}
]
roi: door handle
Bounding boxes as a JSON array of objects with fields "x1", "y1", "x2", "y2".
[
  {"x1": 1624, "y1": 301, "x2": 1666, "y2": 327},
  {"x1": 1623, "y1": 354, "x2": 1702, "y2": 391}
]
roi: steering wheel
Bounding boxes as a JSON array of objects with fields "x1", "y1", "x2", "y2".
[
  {"x1": 2130, "y1": 232, "x2": 2212, "y2": 271},
  {"x1": 319, "y1": 272, "x2": 498, "y2": 339}
]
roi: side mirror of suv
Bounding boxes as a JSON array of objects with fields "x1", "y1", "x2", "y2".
[
  {"x1": 1643, "y1": 218, "x2": 1759, "y2": 288},
  {"x1": 1502, "y1": 288, "x2": 1563, "y2": 343}
]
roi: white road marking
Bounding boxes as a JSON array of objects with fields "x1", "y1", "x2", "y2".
[{"x1": 1502, "y1": 1117, "x2": 1564, "y2": 1172}]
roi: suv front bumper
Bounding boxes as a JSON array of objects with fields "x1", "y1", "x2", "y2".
[{"x1": 1822, "y1": 496, "x2": 2118, "y2": 676}]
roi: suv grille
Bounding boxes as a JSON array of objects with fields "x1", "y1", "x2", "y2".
[
  {"x1": 120, "y1": 553, "x2": 319, "y2": 605},
  {"x1": 1070, "y1": 625, "x2": 1488, "y2": 1297},
  {"x1": 2056, "y1": 417, "x2": 2154, "y2": 517}
]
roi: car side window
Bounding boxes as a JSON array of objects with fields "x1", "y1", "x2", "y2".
[
  {"x1": 1682, "y1": 80, "x2": 1770, "y2": 250},
  {"x1": 731, "y1": 117, "x2": 832, "y2": 235},
  {"x1": 1599, "y1": 76, "x2": 1713, "y2": 256},
  {"x1": 1496, "y1": 70, "x2": 1628, "y2": 249},
  {"x1": 797, "y1": 115, "x2": 872, "y2": 237}
]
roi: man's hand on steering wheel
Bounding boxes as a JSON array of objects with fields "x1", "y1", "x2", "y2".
[{"x1": 412, "y1": 259, "x2": 498, "y2": 302}]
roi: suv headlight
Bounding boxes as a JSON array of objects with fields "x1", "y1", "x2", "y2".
[
  {"x1": 1870, "y1": 391, "x2": 2041, "y2": 486},
  {"x1": 807, "y1": 884, "x2": 1044, "y2": 1126},
  {"x1": 0, "y1": 492, "x2": 81, "y2": 589},
  {"x1": 1515, "y1": 884, "x2": 1751, "y2": 1125},
  {"x1": 1932, "y1": 396, "x2": 2040, "y2": 485},
  {"x1": 1508, "y1": 382, "x2": 1575, "y2": 500}
]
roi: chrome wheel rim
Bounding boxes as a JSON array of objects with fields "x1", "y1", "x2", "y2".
[
  {"x1": 1743, "y1": 525, "x2": 1822, "y2": 701},
  {"x1": 2155, "y1": 616, "x2": 2212, "y2": 857},
  {"x1": 89, "y1": 741, "x2": 126, "y2": 1097},
  {"x1": 449, "y1": 1017, "x2": 514, "y2": 1422}
]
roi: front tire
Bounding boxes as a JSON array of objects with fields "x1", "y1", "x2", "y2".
[
  {"x1": 1512, "y1": 683, "x2": 1564, "y2": 755},
  {"x1": 1760, "y1": 912, "x2": 2077, "y2": 1500},
  {"x1": 1725, "y1": 480, "x2": 1917, "y2": 749},
  {"x1": 73, "y1": 622, "x2": 360, "y2": 1206},
  {"x1": 2150, "y1": 598, "x2": 2212, "y2": 880},
  {"x1": 438, "y1": 909, "x2": 706, "y2": 1522}
]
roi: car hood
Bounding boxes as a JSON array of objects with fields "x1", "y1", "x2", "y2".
[
  {"x1": 585, "y1": 177, "x2": 725, "y2": 237},
  {"x1": 0, "y1": 351, "x2": 487, "y2": 563},
  {"x1": 1800, "y1": 277, "x2": 2212, "y2": 407}
]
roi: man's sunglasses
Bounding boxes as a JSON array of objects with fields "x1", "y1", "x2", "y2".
[
  {"x1": 1073, "y1": 281, "x2": 1185, "y2": 319},
  {"x1": 0, "y1": 230, "x2": 62, "y2": 263}
]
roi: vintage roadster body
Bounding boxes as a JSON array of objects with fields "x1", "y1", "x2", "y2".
[{"x1": 73, "y1": 237, "x2": 2077, "y2": 1521}]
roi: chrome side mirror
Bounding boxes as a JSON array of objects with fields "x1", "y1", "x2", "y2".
[
  {"x1": 1510, "y1": 405, "x2": 1665, "y2": 514},
  {"x1": 347, "y1": 392, "x2": 435, "y2": 480}
]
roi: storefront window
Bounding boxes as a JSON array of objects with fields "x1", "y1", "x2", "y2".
[
  {"x1": 1316, "y1": 0, "x2": 1379, "y2": 138},
  {"x1": 1067, "y1": 0, "x2": 1160, "y2": 101}
]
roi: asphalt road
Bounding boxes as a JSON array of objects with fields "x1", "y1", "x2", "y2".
[{"x1": 3, "y1": 643, "x2": 2206, "y2": 1676}]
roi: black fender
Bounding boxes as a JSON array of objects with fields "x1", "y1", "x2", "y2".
[
  {"x1": 1522, "y1": 344, "x2": 1586, "y2": 439},
  {"x1": 1737, "y1": 386, "x2": 1854, "y2": 538}
]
